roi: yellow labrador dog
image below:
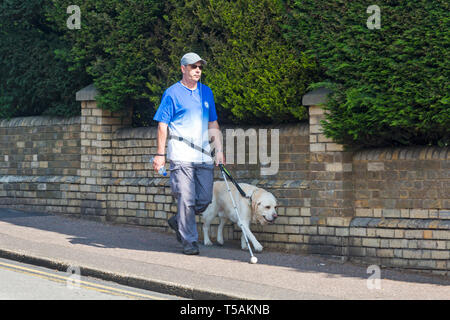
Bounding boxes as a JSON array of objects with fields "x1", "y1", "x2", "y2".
[{"x1": 201, "y1": 181, "x2": 278, "y2": 252}]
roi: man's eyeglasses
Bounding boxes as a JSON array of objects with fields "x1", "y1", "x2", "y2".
[{"x1": 188, "y1": 64, "x2": 204, "y2": 70}]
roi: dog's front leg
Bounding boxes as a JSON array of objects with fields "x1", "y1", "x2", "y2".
[
  {"x1": 240, "y1": 223, "x2": 263, "y2": 252},
  {"x1": 202, "y1": 215, "x2": 214, "y2": 246}
]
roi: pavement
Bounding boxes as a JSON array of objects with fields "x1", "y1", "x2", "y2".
[{"x1": 0, "y1": 207, "x2": 449, "y2": 300}]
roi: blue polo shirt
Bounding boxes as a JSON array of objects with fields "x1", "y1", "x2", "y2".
[{"x1": 153, "y1": 81, "x2": 217, "y2": 163}]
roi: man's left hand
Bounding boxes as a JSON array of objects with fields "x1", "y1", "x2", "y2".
[{"x1": 215, "y1": 151, "x2": 225, "y2": 166}]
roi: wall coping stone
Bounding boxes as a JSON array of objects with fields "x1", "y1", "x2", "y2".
[
  {"x1": 242, "y1": 179, "x2": 309, "y2": 189},
  {"x1": 76, "y1": 84, "x2": 98, "y2": 101},
  {"x1": 113, "y1": 123, "x2": 310, "y2": 140},
  {"x1": 0, "y1": 175, "x2": 81, "y2": 183},
  {"x1": 302, "y1": 87, "x2": 333, "y2": 106},
  {"x1": 221, "y1": 123, "x2": 310, "y2": 136},
  {"x1": 0, "y1": 176, "x2": 308, "y2": 190},
  {"x1": 0, "y1": 116, "x2": 80, "y2": 128},
  {"x1": 351, "y1": 217, "x2": 450, "y2": 230},
  {"x1": 106, "y1": 177, "x2": 308, "y2": 189},
  {"x1": 354, "y1": 146, "x2": 449, "y2": 160}
]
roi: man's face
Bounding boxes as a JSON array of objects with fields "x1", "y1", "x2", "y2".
[{"x1": 181, "y1": 62, "x2": 203, "y2": 82}]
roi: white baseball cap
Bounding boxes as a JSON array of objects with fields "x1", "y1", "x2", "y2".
[{"x1": 180, "y1": 52, "x2": 207, "y2": 66}]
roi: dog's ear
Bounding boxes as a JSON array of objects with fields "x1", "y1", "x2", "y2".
[
  {"x1": 251, "y1": 188, "x2": 263, "y2": 214},
  {"x1": 251, "y1": 204, "x2": 260, "y2": 224}
]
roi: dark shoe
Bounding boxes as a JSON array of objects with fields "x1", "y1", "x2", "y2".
[
  {"x1": 183, "y1": 242, "x2": 199, "y2": 255},
  {"x1": 168, "y1": 215, "x2": 182, "y2": 243}
]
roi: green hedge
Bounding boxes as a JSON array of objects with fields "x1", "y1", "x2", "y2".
[
  {"x1": 45, "y1": 0, "x2": 317, "y2": 126},
  {"x1": 0, "y1": 0, "x2": 90, "y2": 118},
  {"x1": 46, "y1": 0, "x2": 169, "y2": 123},
  {"x1": 1, "y1": 0, "x2": 448, "y2": 148},
  {"x1": 284, "y1": 0, "x2": 449, "y2": 148},
  {"x1": 173, "y1": 0, "x2": 319, "y2": 124}
]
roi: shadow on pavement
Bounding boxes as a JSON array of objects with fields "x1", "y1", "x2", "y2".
[{"x1": 0, "y1": 207, "x2": 449, "y2": 287}]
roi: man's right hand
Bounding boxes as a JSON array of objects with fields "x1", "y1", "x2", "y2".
[{"x1": 153, "y1": 155, "x2": 165, "y2": 172}]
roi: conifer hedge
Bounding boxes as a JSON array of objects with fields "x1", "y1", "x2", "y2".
[
  {"x1": 1, "y1": 0, "x2": 448, "y2": 148},
  {"x1": 284, "y1": 0, "x2": 449, "y2": 147},
  {"x1": 0, "y1": 0, "x2": 90, "y2": 118},
  {"x1": 45, "y1": 0, "x2": 318, "y2": 126}
]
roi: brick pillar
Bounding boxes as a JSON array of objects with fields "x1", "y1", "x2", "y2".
[
  {"x1": 76, "y1": 84, "x2": 132, "y2": 220},
  {"x1": 303, "y1": 88, "x2": 354, "y2": 255}
]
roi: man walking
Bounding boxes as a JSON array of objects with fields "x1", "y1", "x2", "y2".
[{"x1": 152, "y1": 52, "x2": 225, "y2": 255}]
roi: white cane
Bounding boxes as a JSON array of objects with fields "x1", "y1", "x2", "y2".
[{"x1": 219, "y1": 164, "x2": 258, "y2": 264}]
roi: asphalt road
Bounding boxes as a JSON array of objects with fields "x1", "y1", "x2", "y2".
[{"x1": 0, "y1": 257, "x2": 185, "y2": 300}]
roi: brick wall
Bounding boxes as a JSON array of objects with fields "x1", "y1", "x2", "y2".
[
  {"x1": 0, "y1": 85, "x2": 448, "y2": 276},
  {"x1": 107, "y1": 126, "x2": 172, "y2": 228},
  {"x1": 350, "y1": 147, "x2": 450, "y2": 274},
  {"x1": 107, "y1": 124, "x2": 311, "y2": 242},
  {"x1": 0, "y1": 116, "x2": 81, "y2": 214}
]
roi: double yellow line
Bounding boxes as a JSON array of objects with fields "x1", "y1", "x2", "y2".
[{"x1": 0, "y1": 260, "x2": 169, "y2": 300}]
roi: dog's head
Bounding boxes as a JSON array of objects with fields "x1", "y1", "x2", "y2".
[{"x1": 250, "y1": 188, "x2": 278, "y2": 225}]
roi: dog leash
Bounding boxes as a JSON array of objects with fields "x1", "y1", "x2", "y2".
[{"x1": 218, "y1": 164, "x2": 249, "y2": 199}]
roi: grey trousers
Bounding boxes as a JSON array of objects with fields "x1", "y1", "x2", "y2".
[{"x1": 169, "y1": 160, "x2": 214, "y2": 245}]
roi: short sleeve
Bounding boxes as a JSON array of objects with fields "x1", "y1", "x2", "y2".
[{"x1": 153, "y1": 91, "x2": 174, "y2": 124}]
